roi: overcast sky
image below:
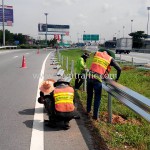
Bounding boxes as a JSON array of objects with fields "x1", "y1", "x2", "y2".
[{"x1": 3, "y1": 0, "x2": 150, "y2": 43}]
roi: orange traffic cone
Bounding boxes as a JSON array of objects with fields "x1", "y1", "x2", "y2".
[
  {"x1": 37, "y1": 49, "x2": 40, "y2": 54},
  {"x1": 21, "y1": 55, "x2": 27, "y2": 68}
]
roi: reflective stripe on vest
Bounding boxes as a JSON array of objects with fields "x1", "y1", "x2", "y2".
[
  {"x1": 90, "y1": 51, "x2": 112, "y2": 75},
  {"x1": 54, "y1": 86, "x2": 75, "y2": 112}
]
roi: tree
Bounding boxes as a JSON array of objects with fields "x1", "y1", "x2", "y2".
[{"x1": 129, "y1": 31, "x2": 148, "y2": 48}]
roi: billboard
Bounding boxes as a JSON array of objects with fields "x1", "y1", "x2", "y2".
[
  {"x1": 38, "y1": 24, "x2": 70, "y2": 35},
  {"x1": 83, "y1": 34, "x2": 99, "y2": 41},
  {"x1": 0, "y1": 5, "x2": 13, "y2": 26}
]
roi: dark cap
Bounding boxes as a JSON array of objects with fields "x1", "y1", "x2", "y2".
[
  {"x1": 83, "y1": 52, "x2": 90, "y2": 58},
  {"x1": 54, "y1": 79, "x2": 70, "y2": 87}
]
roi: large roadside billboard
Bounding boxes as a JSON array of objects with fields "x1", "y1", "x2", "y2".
[
  {"x1": 0, "y1": 5, "x2": 13, "y2": 26},
  {"x1": 38, "y1": 23, "x2": 70, "y2": 35}
]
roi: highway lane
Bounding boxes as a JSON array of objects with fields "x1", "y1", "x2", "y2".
[
  {"x1": 0, "y1": 49, "x2": 51, "y2": 150},
  {"x1": 116, "y1": 52, "x2": 150, "y2": 64}
]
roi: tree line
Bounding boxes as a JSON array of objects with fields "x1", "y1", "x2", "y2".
[{"x1": 0, "y1": 30, "x2": 57, "y2": 47}]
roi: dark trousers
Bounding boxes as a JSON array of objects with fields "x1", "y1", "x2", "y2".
[
  {"x1": 86, "y1": 78, "x2": 102, "y2": 119},
  {"x1": 45, "y1": 98, "x2": 75, "y2": 123},
  {"x1": 75, "y1": 74, "x2": 84, "y2": 89}
]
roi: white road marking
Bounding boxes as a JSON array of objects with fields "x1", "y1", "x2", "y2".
[
  {"x1": 30, "y1": 52, "x2": 52, "y2": 150},
  {"x1": 13, "y1": 56, "x2": 18, "y2": 58}
]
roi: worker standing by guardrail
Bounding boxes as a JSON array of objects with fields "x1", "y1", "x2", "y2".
[
  {"x1": 74, "y1": 52, "x2": 90, "y2": 89},
  {"x1": 86, "y1": 49, "x2": 121, "y2": 121}
]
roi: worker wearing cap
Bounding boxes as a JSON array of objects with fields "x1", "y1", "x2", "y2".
[
  {"x1": 38, "y1": 79, "x2": 76, "y2": 130},
  {"x1": 86, "y1": 49, "x2": 121, "y2": 121},
  {"x1": 75, "y1": 52, "x2": 90, "y2": 89}
]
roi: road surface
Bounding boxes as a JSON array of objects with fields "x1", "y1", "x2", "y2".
[{"x1": 0, "y1": 49, "x2": 95, "y2": 150}]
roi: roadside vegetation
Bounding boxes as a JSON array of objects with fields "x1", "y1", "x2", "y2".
[{"x1": 59, "y1": 49, "x2": 150, "y2": 150}]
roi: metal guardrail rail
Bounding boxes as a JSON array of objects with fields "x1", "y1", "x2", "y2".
[
  {"x1": 0, "y1": 46, "x2": 17, "y2": 49},
  {"x1": 102, "y1": 79, "x2": 150, "y2": 123}
]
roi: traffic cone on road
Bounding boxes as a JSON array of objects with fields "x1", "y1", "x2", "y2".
[
  {"x1": 21, "y1": 55, "x2": 27, "y2": 68},
  {"x1": 37, "y1": 49, "x2": 40, "y2": 54}
]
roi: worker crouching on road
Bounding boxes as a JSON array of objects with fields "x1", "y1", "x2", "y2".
[
  {"x1": 86, "y1": 49, "x2": 121, "y2": 121},
  {"x1": 75, "y1": 52, "x2": 90, "y2": 89},
  {"x1": 38, "y1": 79, "x2": 76, "y2": 130}
]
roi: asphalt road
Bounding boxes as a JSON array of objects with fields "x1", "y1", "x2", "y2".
[
  {"x1": 0, "y1": 49, "x2": 95, "y2": 150},
  {"x1": 116, "y1": 52, "x2": 150, "y2": 64},
  {"x1": 0, "y1": 49, "x2": 51, "y2": 150}
]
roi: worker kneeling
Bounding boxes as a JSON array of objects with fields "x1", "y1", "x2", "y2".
[{"x1": 38, "y1": 79, "x2": 76, "y2": 130}]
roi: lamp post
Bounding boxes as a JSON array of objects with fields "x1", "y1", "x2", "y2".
[
  {"x1": 2, "y1": 0, "x2": 5, "y2": 46},
  {"x1": 77, "y1": 33, "x2": 79, "y2": 43},
  {"x1": 118, "y1": 30, "x2": 120, "y2": 39},
  {"x1": 44, "y1": 13, "x2": 48, "y2": 45},
  {"x1": 147, "y1": 7, "x2": 150, "y2": 36},
  {"x1": 123, "y1": 26, "x2": 125, "y2": 38},
  {"x1": 131, "y1": 20, "x2": 133, "y2": 33}
]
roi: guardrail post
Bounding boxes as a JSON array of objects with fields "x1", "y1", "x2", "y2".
[
  {"x1": 108, "y1": 93, "x2": 112, "y2": 124},
  {"x1": 58, "y1": 52, "x2": 61, "y2": 62},
  {"x1": 131, "y1": 57, "x2": 134, "y2": 66},
  {"x1": 71, "y1": 60, "x2": 74, "y2": 74},
  {"x1": 119, "y1": 54, "x2": 122, "y2": 63},
  {"x1": 83, "y1": 74, "x2": 87, "y2": 92},
  {"x1": 61, "y1": 55, "x2": 64, "y2": 66},
  {"x1": 66, "y1": 57, "x2": 68, "y2": 71}
]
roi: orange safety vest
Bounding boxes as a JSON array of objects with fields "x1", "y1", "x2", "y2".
[
  {"x1": 90, "y1": 51, "x2": 112, "y2": 75},
  {"x1": 53, "y1": 86, "x2": 75, "y2": 112}
]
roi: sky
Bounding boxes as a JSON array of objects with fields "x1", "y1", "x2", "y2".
[{"x1": 2, "y1": 0, "x2": 150, "y2": 43}]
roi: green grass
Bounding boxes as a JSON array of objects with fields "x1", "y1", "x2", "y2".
[{"x1": 59, "y1": 49, "x2": 150, "y2": 150}]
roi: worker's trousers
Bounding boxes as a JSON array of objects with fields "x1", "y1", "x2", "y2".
[{"x1": 86, "y1": 78, "x2": 102, "y2": 119}]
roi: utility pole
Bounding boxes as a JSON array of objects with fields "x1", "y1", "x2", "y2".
[
  {"x1": 123, "y1": 26, "x2": 125, "y2": 38},
  {"x1": 44, "y1": 13, "x2": 48, "y2": 45},
  {"x1": 2, "y1": 0, "x2": 5, "y2": 46},
  {"x1": 147, "y1": 7, "x2": 150, "y2": 36},
  {"x1": 131, "y1": 20, "x2": 133, "y2": 33}
]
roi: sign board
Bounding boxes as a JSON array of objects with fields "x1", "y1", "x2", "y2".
[
  {"x1": 0, "y1": 5, "x2": 13, "y2": 26},
  {"x1": 83, "y1": 34, "x2": 99, "y2": 41},
  {"x1": 38, "y1": 24, "x2": 70, "y2": 35}
]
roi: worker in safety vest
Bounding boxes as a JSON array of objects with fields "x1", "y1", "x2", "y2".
[
  {"x1": 86, "y1": 49, "x2": 121, "y2": 121},
  {"x1": 75, "y1": 52, "x2": 90, "y2": 89},
  {"x1": 38, "y1": 79, "x2": 76, "y2": 129}
]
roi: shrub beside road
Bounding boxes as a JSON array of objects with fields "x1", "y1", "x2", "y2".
[{"x1": 59, "y1": 49, "x2": 150, "y2": 150}]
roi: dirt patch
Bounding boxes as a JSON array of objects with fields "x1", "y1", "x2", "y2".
[
  {"x1": 143, "y1": 72, "x2": 150, "y2": 77},
  {"x1": 122, "y1": 66, "x2": 135, "y2": 71},
  {"x1": 101, "y1": 112, "x2": 141, "y2": 125}
]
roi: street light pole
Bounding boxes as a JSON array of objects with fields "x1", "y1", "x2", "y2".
[
  {"x1": 77, "y1": 33, "x2": 79, "y2": 43},
  {"x1": 147, "y1": 7, "x2": 150, "y2": 36},
  {"x1": 44, "y1": 13, "x2": 48, "y2": 45},
  {"x1": 131, "y1": 20, "x2": 133, "y2": 33},
  {"x1": 2, "y1": 0, "x2": 5, "y2": 46},
  {"x1": 123, "y1": 26, "x2": 125, "y2": 38}
]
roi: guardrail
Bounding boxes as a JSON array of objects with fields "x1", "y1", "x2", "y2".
[
  {"x1": 102, "y1": 79, "x2": 150, "y2": 123},
  {"x1": 0, "y1": 46, "x2": 17, "y2": 49}
]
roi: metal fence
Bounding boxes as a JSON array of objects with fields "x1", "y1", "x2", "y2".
[
  {"x1": 0, "y1": 46, "x2": 17, "y2": 49},
  {"x1": 103, "y1": 79, "x2": 150, "y2": 123}
]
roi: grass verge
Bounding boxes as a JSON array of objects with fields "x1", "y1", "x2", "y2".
[{"x1": 59, "y1": 49, "x2": 150, "y2": 150}]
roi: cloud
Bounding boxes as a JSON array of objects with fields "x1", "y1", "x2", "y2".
[
  {"x1": 101, "y1": 3, "x2": 111, "y2": 13},
  {"x1": 43, "y1": 0, "x2": 78, "y2": 6},
  {"x1": 78, "y1": 13, "x2": 87, "y2": 19}
]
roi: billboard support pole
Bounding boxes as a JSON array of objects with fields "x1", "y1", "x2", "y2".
[
  {"x1": 61, "y1": 34, "x2": 63, "y2": 45},
  {"x1": 2, "y1": 0, "x2": 5, "y2": 46},
  {"x1": 44, "y1": 13, "x2": 48, "y2": 46}
]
